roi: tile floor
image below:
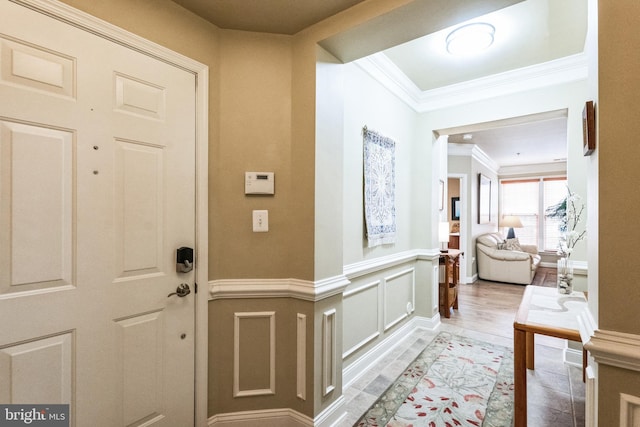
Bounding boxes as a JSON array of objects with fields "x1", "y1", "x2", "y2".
[{"x1": 338, "y1": 281, "x2": 585, "y2": 427}]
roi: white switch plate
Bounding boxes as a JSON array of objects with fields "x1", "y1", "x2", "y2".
[{"x1": 253, "y1": 210, "x2": 268, "y2": 232}]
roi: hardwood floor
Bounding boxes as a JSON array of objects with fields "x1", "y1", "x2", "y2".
[
  {"x1": 340, "y1": 269, "x2": 585, "y2": 427},
  {"x1": 448, "y1": 268, "x2": 557, "y2": 341},
  {"x1": 444, "y1": 279, "x2": 525, "y2": 340}
]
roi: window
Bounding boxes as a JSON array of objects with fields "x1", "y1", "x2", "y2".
[{"x1": 500, "y1": 177, "x2": 567, "y2": 251}]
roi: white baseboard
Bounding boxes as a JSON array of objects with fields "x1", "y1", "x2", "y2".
[
  {"x1": 208, "y1": 408, "x2": 312, "y2": 427},
  {"x1": 314, "y1": 395, "x2": 346, "y2": 427},
  {"x1": 206, "y1": 398, "x2": 346, "y2": 427},
  {"x1": 342, "y1": 314, "x2": 440, "y2": 389}
]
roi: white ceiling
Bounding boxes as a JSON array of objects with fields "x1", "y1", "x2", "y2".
[
  {"x1": 171, "y1": 0, "x2": 588, "y2": 169},
  {"x1": 444, "y1": 111, "x2": 569, "y2": 167},
  {"x1": 383, "y1": 0, "x2": 587, "y2": 91}
]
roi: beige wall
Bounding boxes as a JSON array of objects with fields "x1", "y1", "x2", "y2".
[
  {"x1": 207, "y1": 298, "x2": 315, "y2": 416},
  {"x1": 598, "y1": 0, "x2": 640, "y2": 336},
  {"x1": 597, "y1": 1, "x2": 640, "y2": 425},
  {"x1": 214, "y1": 30, "x2": 296, "y2": 279}
]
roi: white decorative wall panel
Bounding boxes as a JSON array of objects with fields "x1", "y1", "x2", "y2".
[
  {"x1": 620, "y1": 393, "x2": 640, "y2": 427},
  {"x1": 322, "y1": 309, "x2": 337, "y2": 396},
  {"x1": 383, "y1": 268, "x2": 415, "y2": 331},
  {"x1": 0, "y1": 333, "x2": 73, "y2": 404},
  {"x1": 0, "y1": 36, "x2": 75, "y2": 98},
  {"x1": 233, "y1": 312, "x2": 276, "y2": 397},
  {"x1": 342, "y1": 281, "x2": 380, "y2": 359},
  {"x1": 296, "y1": 313, "x2": 306, "y2": 401},
  {"x1": 0, "y1": 121, "x2": 73, "y2": 293},
  {"x1": 113, "y1": 139, "x2": 163, "y2": 279},
  {"x1": 115, "y1": 311, "x2": 164, "y2": 427}
]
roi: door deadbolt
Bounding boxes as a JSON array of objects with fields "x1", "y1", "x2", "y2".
[
  {"x1": 176, "y1": 247, "x2": 194, "y2": 273},
  {"x1": 168, "y1": 283, "x2": 191, "y2": 298}
]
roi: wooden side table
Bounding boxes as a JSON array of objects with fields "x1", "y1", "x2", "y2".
[
  {"x1": 513, "y1": 285, "x2": 587, "y2": 426},
  {"x1": 448, "y1": 233, "x2": 460, "y2": 249},
  {"x1": 439, "y1": 249, "x2": 462, "y2": 318}
]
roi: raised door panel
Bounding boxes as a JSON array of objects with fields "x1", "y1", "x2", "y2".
[
  {"x1": 115, "y1": 311, "x2": 165, "y2": 426},
  {"x1": 113, "y1": 139, "x2": 164, "y2": 280},
  {"x1": 0, "y1": 333, "x2": 73, "y2": 404},
  {"x1": 0, "y1": 121, "x2": 74, "y2": 294},
  {"x1": 0, "y1": 35, "x2": 75, "y2": 99}
]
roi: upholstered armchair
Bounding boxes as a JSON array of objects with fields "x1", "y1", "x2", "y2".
[{"x1": 476, "y1": 232, "x2": 541, "y2": 285}]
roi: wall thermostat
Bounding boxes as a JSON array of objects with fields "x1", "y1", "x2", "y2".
[{"x1": 245, "y1": 172, "x2": 274, "y2": 195}]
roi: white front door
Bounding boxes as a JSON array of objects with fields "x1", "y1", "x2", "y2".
[{"x1": 0, "y1": 2, "x2": 197, "y2": 425}]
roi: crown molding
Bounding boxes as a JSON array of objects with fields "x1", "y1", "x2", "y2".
[
  {"x1": 448, "y1": 143, "x2": 499, "y2": 174},
  {"x1": 355, "y1": 52, "x2": 589, "y2": 113},
  {"x1": 498, "y1": 162, "x2": 567, "y2": 177},
  {"x1": 354, "y1": 53, "x2": 422, "y2": 111}
]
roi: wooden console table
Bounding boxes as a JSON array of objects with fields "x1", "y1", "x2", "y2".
[
  {"x1": 513, "y1": 285, "x2": 587, "y2": 427},
  {"x1": 439, "y1": 249, "x2": 462, "y2": 318}
]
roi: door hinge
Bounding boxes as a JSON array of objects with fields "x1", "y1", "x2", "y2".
[{"x1": 194, "y1": 282, "x2": 198, "y2": 294}]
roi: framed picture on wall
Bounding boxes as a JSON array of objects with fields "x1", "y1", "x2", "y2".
[
  {"x1": 583, "y1": 100, "x2": 595, "y2": 156},
  {"x1": 451, "y1": 197, "x2": 460, "y2": 220},
  {"x1": 478, "y1": 173, "x2": 491, "y2": 224}
]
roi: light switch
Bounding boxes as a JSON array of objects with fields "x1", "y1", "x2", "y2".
[{"x1": 252, "y1": 210, "x2": 268, "y2": 232}]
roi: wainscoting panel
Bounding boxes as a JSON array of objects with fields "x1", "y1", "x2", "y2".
[
  {"x1": 296, "y1": 313, "x2": 306, "y2": 401},
  {"x1": 383, "y1": 267, "x2": 415, "y2": 331},
  {"x1": 341, "y1": 251, "x2": 438, "y2": 373},
  {"x1": 233, "y1": 311, "x2": 276, "y2": 397},
  {"x1": 342, "y1": 280, "x2": 380, "y2": 359},
  {"x1": 620, "y1": 393, "x2": 640, "y2": 427},
  {"x1": 322, "y1": 309, "x2": 337, "y2": 396}
]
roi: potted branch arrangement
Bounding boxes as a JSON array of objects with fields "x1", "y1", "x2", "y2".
[{"x1": 545, "y1": 188, "x2": 586, "y2": 294}]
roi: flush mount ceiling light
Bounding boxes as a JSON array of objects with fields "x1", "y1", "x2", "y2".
[{"x1": 446, "y1": 22, "x2": 495, "y2": 56}]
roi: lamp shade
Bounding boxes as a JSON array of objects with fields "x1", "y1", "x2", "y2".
[
  {"x1": 499, "y1": 215, "x2": 523, "y2": 228},
  {"x1": 438, "y1": 222, "x2": 450, "y2": 243}
]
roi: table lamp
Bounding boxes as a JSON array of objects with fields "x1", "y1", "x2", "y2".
[
  {"x1": 438, "y1": 222, "x2": 450, "y2": 252},
  {"x1": 500, "y1": 215, "x2": 523, "y2": 239}
]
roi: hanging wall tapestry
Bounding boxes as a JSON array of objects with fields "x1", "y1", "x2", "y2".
[{"x1": 363, "y1": 126, "x2": 396, "y2": 247}]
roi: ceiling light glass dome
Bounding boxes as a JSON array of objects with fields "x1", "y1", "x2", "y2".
[{"x1": 446, "y1": 22, "x2": 495, "y2": 56}]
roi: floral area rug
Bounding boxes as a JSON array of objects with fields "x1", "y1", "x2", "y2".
[{"x1": 354, "y1": 332, "x2": 514, "y2": 427}]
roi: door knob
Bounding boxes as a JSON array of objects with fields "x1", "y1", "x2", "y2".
[{"x1": 168, "y1": 283, "x2": 191, "y2": 298}]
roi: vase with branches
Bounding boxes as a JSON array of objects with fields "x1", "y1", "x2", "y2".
[{"x1": 545, "y1": 188, "x2": 586, "y2": 294}]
